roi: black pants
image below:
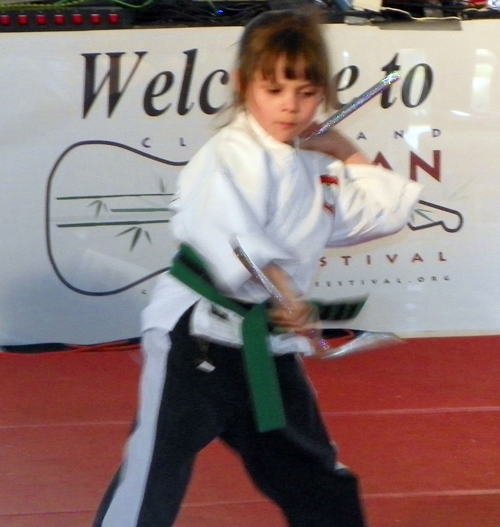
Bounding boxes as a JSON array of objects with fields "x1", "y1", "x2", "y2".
[{"x1": 93, "y1": 307, "x2": 367, "y2": 527}]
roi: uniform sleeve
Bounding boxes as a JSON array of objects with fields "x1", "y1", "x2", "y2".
[
  {"x1": 171, "y1": 135, "x2": 298, "y2": 294},
  {"x1": 326, "y1": 161, "x2": 423, "y2": 247}
]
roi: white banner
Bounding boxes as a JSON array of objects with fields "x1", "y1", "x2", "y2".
[{"x1": 1, "y1": 20, "x2": 499, "y2": 345}]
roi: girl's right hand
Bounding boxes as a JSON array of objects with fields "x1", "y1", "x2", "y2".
[
  {"x1": 269, "y1": 300, "x2": 318, "y2": 334},
  {"x1": 262, "y1": 264, "x2": 318, "y2": 333}
]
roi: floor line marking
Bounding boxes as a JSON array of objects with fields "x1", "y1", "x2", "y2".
[
  {"x1": 2, "y1": 490, "x2": 500, "y2": 518},
  {"x1": 0, "y1": 421, "x2": 130, "y2": 430},
  {"x1": 180, "y1": 489, "x2": 500, "y2": 508},
  {"x1": 0, "y1": 510, "x2": 94, "y2": 518},
  {"x1": 365, "y1": 489, "x2": 500, "y2": 499},
  {"x1": 323, "y1": 406, "x2": 500, "y2": 417},
  {"x1": 2, "y1": 406, "x2": 500, "y2": 430}
]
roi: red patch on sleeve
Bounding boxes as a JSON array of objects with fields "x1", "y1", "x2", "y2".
[{"x1": 320, "y1": 175, "x2": 339, "y2": 186}]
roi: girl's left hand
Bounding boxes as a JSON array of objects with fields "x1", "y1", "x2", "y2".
[{"x1": 300, "y1": 125, "x2": 370, "y2": 164}]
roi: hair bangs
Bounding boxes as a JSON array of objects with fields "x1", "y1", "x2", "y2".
[{"x1": 257, "y1": 48, "x2": 324, "y2": 87}]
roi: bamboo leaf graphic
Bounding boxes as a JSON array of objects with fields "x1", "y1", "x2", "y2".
[
  {"x1": 115, "y1": 226, "x2": 153, "y2": 251},
  {"x1": 131, "y1": 228, "x2": 142, "y2": 250},
  {"x1": 116, "y1": 227, "x2": 137, "y2": 237},
  {"x1": 88, "y1": 199, "x2": 108, "y2": 217},
  {"x1": 414, "y1": 209, "x2": 434, "y2": 222}
]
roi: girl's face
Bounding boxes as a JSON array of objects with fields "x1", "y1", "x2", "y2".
[{"x1": 244, "y1": 56, "x2": 324, "y2": 144}]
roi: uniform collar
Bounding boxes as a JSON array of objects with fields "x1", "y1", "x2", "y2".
[{"x1": 238, "y1": 111, "x2": 297, "y2": 156}]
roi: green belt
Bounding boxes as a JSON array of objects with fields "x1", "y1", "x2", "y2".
[{"x1": 170, "y1": 244, "x2": 366, "y2": 433}]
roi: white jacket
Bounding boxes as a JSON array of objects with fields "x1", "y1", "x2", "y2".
[{"x1": 142, "y1": 111, "x2": 422, "y2": 352}]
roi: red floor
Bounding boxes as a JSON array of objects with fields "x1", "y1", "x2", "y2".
[{"x1": 1, "y1": 336, "x2": 499, "y2": 527}]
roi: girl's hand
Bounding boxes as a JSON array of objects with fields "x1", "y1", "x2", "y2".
[
  {"x1": 262, "y1": 264, "x2": 318, "y2": 333},
  {"x1": 269, "y1": 300, "x2": 318, "y2": 334},
  {"x1": 300, "y1": 125, "x2": 371, "y2": 165}
]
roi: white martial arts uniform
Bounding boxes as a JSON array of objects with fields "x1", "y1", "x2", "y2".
[
  {"x1": 94, "y1": 111, "x2": 422, "y2": 527},
  {"x1": 142, "y1": 111, "x2": 421, "y2": 351}
]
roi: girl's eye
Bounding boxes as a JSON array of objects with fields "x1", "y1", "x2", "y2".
[
  {"x1": 301, "y1": 90, "x2": 319, "y2": 98},
  {"x1": 267, "y1": 87, "x2": 281, "y2": 94}
]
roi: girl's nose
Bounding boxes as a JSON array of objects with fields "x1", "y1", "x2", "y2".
[{"x1": 283, "y1": 92, "x2": 300, "y2": 112}]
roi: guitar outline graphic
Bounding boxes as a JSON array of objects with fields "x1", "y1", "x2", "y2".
[{"x1": 46, "y1": 140, "x2": 188, "y2": 296}]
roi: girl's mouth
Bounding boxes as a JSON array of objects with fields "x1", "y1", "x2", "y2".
[{"x1": 278, "y1": 122, "x2": 297, "y2": 130}]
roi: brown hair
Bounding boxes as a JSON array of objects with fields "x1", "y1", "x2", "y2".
[{"x1": 234, "y1": 8, "x2": 335, "y2": 110}]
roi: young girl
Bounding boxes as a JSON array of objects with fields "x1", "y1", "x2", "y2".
[{"x1": 93, "y1": 9, "x2": 422, "y2": 527}]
